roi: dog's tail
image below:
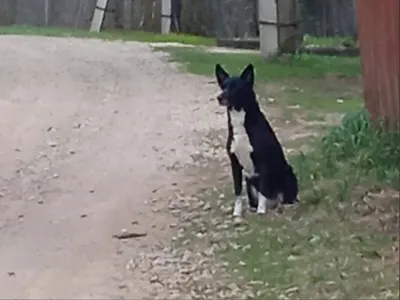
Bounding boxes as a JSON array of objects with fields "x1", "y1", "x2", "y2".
[{"x1": 282, "y1": 165, "x2": 299, "y2": 204}]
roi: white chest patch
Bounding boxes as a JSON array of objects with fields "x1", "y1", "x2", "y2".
[{"x1": 229, "y1": 110, "x2": 255, "y2": 177}]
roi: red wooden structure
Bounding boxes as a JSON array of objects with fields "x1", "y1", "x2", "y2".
[{"x1": 356, "y1": 0, "x2": 399, "y2": 130}]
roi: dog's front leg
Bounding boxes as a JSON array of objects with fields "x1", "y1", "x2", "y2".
[{"x1": 230, "y1": 155, "x2": 243, "y2": 217}]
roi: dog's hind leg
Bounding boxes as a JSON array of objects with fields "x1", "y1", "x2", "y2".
[
  {"x1": 256, "y1": 193, "x2": 267, "y2": 214},
  {"x1": 256, "y1": 167, "x2": 276, "y2": 214},
  {"x1": 245, "y1": 177, "x2": 258, "y2": 212},
  {"x1": 256, "y1": 168, "x2": 268, "y2": 214},
  {"x1": 257, "y1": 192, "x2": 278, "y2": 214},
  {"x1": 230, "y1": 155, "x2": 244, "y2": 217},
  {"x1": 282, "y1": 165, "x2": 299, "y2": 205}
]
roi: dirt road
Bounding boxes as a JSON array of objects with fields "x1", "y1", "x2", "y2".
[{"x1": 0, "y1": 36, "x2": 223, "y2": 299}]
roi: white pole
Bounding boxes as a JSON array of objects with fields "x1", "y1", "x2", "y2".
[
  {"x1": 90, "y1": 0, "x2": 109, "y2": 32},
  {"x1": 258, "y1": 0, "x2": 279, "y2": 58},
  {"x1": 44, "y1": 0, "x2": 49, "y2": 26},
  {"x1": 161, "y1": 0, "x2": 171, "y2": 34}
]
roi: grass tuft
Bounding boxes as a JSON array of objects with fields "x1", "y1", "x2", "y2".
[
  {"x1": 322, "y1": 110, "x2": 400, "y2": 183},
  {"x1": 294, "y1": 108, "x2": 400, "y2": 195}
]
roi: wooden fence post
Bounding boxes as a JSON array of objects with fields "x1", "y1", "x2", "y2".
[
  {"x1": 276, "y1": 0, "x2": 303, "y2": 54},
  {"x1": 123, "y1": 0, "x2": 132, "y2": 29},
  {"x1": 161, "y1": 0, "x2": 171, "y2": 34},
  {"x1": 258, "y1": 0, "x2": 279, "y2": 58}
]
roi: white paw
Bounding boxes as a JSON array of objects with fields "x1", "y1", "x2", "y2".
[
  {"x1": 256, "y1": 206, "x2": 266, "y2": 214},
  {"x1": 233, "y1": 197, "x2": 243, "y2": 217},
  {"x1": 233, "y1": 206, "x2": 242, "y2": 217},
  {"x1": 257, "y1": 193, "x2": 267, "y2": 214}
]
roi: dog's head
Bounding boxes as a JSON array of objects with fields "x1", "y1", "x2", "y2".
[{"x1": 214, "y1": 63, "x2": 255, "y2": 111}]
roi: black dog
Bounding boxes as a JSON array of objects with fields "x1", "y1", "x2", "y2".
[{"x1": 215, "y1": 63, "x2": 298, "y2": 217}]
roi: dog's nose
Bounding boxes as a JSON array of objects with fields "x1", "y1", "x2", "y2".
[{"x1": 216, "y1": 93, "x2": 228, "y2": 105}]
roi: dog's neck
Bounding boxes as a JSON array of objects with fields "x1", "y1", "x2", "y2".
[
  {"x1": 229, "y1": 109, "x2": 246, "y2": 133},
  {"x1": 227, "y1": 102, "x2": 260, "y2": 129}
]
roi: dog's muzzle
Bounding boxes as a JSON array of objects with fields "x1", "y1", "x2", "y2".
[{"x1": 217, "y1": 93, "x2": 228, "y2": 106}]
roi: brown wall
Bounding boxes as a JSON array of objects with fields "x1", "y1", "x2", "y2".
[{"x1": 356, "y1": 0, "x2": 399, "y2": 130}]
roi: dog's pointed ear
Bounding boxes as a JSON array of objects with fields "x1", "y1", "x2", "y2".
[
  {"x1": 215, "y1": 64, "x2": 229, "y2": 88},
  {"x1": 240, "y1": 64, "x2": 255, "y2": 86}
]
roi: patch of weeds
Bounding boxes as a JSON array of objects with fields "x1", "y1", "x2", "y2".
[
  {"x1": 0, "y1": 25, "x2": 215, "y2": 45},
  {"x1": 161, "y1": 47, "x2": 361, "y2": 80},
  {"x1": 290, "y1": 109, "x2": 399, "y2": 217},
  {"x1": 297, "y1": 109, "x2": 400, "y2": 190}
]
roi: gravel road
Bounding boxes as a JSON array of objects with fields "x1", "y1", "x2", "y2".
[{"x1": 0, "y1": 35, "x2": 224, "y2": 299}]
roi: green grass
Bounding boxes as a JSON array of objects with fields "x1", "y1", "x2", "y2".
[
  {"x1": 160, "y1": 46, "x2": 362, "y2": 115},
  {"x1": 163, "y1": 43, "x2": 397, "y2": 299},
  {"x1": 223, "y1": 207, "x2": 399, "y2": 299},
  {"x1": 166, "y1": 47, "x2": 397, "y2": 299},
  {"x1": 199, "y1": 110, "x2": 400, "y2": 299},
  {"x1": 0, "y1": 25, "x2": 215, "y2": 45},
  {"x1": 303, "y1": 34, "x2": 358, "y2": 47},
  {"x1": 161, "y1": 47, "x2": 361, "y2": 80},
  {"x1": 259, "y1": 78, "x2": 363, "y2": 116}
]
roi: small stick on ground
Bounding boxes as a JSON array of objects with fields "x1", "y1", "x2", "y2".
[{"x1": 112, "y1": 232, "x2": 147, "y2": 240}]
